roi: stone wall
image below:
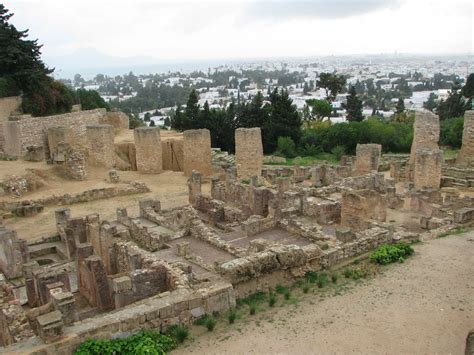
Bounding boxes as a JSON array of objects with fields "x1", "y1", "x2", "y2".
[
  {"x1": 86, "y1": 124, "x2": 115, "y2": 168},
  {"x1": 235, "y1": 127, "x2": 263, "y2": 178},
  {"x1": 98, "y1": 111, "x2": 129, "y2": 132},
  {"x1": 3, "y1": 109, "x2": 105, "y2": 157},
  {"x1": 409, "y1": 110, "x2": 440, "y2": 173},
  {"x1": 414, "y1": 148, "x2": 443, "y2": 190},
  {"x1": 341, "y1": 189, "x2": 386, "y2": 231},
  {"x1": 0, "y1": 228, "x2": 29, "y2": 279},
  {"x1": 354, "y1": 144, "x2": 381, "y2": 174},
  {"x1": 162, "y1": 139, "x2": 183, "y2": 172},
  {"x1": 134, "y1": 127, "x2": 163, "y2": 174},
  {"x1": 183, "y1": 129, "x2": 212, "y2": 177},
  {"x1": 456, "y1": 110, "x2": 474, "y2": 167},
  {"x1": 0, "y1": 96, "x2": 22, "y2": 152}
]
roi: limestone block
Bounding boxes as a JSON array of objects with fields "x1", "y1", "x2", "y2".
[
  {"x1": 86, "y1": 124, "x2": 115, "y2": 168},
  {"x1": 456, "y1": 111, "x2": 474, "y2": 167},
  {"x1": 183, "y1": 129, "x2": 212, "y2": 177},
  {"x1": 354, "y1": 144, "x2": 381, "y2": 174},
  {"x1": 414, "y1": 148, "x2": 443, "y2": 190},
  {"x1": 134, "y1": 127, "x2": 163, "y2": 174},
  {"x1": 235, "y1": 127, "x2": 263, "y2": 178}
]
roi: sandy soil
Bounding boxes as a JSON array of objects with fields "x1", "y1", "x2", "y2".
[
  {"x1": 174, "y1": 233, "x2": 474, "y2": 354},
  {"x1": 2, "y1": 164, "x2": 209, "y2": 240}
]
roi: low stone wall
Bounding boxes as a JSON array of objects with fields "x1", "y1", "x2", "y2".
[
  {"x1": 0, "y1": 182, "x2": 150, "y2": 215},
  {"x1": 3, "y1": 109, "x2": 106, "y2": 157}
]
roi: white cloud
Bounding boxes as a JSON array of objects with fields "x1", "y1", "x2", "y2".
[{"x1": 5, "y1": 0, "x2": 473, "y2": 69}]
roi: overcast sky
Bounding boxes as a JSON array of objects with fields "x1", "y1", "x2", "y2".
[{"x1": 6, "y1": 0, "x2": 474, "y2": 66}]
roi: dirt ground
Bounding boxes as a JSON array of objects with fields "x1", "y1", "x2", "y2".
[
  {"x1": 174, "y1": 233, "x2": 474, "y2": 354},
  {"x1": 1, "y1": 161, "x2": 209, "y2": 240}
]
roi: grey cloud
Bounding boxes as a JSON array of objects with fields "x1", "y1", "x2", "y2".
[{"x1": 243, "y1": 0, "x2": 402, "y2": 20}]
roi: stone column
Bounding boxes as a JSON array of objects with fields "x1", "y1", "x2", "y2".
[
  {"x1": 188, "y1": 170, "x2": 202, "y2": 204},
  {"x1": 414, "y1": 148, "x2": 443, "y2": 190},
  {"x1": 235, "y1": 127, "x2": 263, "y2": 178},
  {"x1": 134, "y1": 127, "x2": 163, "y2": 173},
  {"x1": 456, "y1": 110, "x2": 474, "y2": 167},
  {"x1": 86, "y1": 124, "x2": 115, "y2": 168},
  {"x1": 183, "y1": 129, "x2": 212, "y2": 177},
  {"x1": 408, "y1": 111, "x2": 440, "y2": 176},
  {"x1": 354, "y1": 144, "x2": 382, "y2": 174}
]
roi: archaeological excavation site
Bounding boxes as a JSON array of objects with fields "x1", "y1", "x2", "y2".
[{"x1": 1, "y1": 98, "x2": 474, "y2": 353}]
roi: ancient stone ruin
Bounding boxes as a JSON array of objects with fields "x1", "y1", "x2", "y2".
[{"x1": 0, "y1": 106, "x2": 473, "y2": 353}]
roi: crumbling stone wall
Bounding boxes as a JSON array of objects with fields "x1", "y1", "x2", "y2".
[
  {"x1": 341, "y1": 189, "x2": 386, "y2": 231},
  {"x1": 99, "y1": 111, "x2": 129, "y2": 132},
  {"x1": 354, "y1": 144, "x2": 381, "y2": 174},
  {"x1": 235, "y1": 127, "x2": 263, "y2": 178},
  {"x1": 414, "y1": 148, "x2": 443, "y2": 190},
  {"x1": 0, "y1": 228, "x2": 29, "y2": 279},
  {"x1": 183, "y1": 129, "x2": 212, "y2": 177},
  {"x1": 47, "y1": 127, "x2": 72, "y2": 161},
  {"x1": 456, "y1": 110, "x2": 474, "y2": 167},
  {"x1": 3, "y1": 109, "x2": 105, "y2": 157},
  {"x1": 0, "y1": 96, "x2": 21, "y2": 152},
  {"x1": 86, "y1": 124, "x2": 115, "y2": 168},
  {"x1": 134, "y1": 127, "x2": 163, "y2": 174},
  {"x1": 162, "y1": 139, "x2": 183, "y2": 171},
  {"x1": 409, "y1": 110, "x2": 440, "y2": 173}
]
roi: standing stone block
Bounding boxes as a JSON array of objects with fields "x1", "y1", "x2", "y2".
[
  {"x1": 134, "y1": 127, "x2": 163, "y2": 173},
  {"x1": 354, "y1": 144, "x2": 381, "y2": 174},
  {"x1": 409, "y1": 111, "x2": 440, "y2": 173},
  {"x1": 86, "y1": 124, "x2": 115, "y2": 168},
  {"x1": 183, "y1": 129, "x2": 212, "y2": 177},
  {"x1": 235, "y1": 127, "x2": 263, "y2": 178},
  {"x1": 48, "y1": 126, "x2": 71, "y2": 161},
  {"x1": 414, "y1": 148, "x2": 443, "y2": 190},
  {"x1": 37, "y1": 311, "x2": 63, "y2": 343},
  {"x1": 0, "y1": 228, "x2": 29, "y2": 279},
  {"x1": 188, "y1": 170, "x2": 202, "y2": 204},
  {"x1": 457, "y1": 111, "x2": 474, "y2": 167}
]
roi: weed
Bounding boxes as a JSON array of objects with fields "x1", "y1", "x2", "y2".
[
  {"x1": 206, "y1": 317, "x2": 217, "y2": 331},
  {"x1": 331, "y1": 273, "x2": 338, "y2": 284},
  {"x1": 193, "y1": 314, "x2": 209, "y2": 326},
  {"x1": 343, "y1": 268, "x2": 353, "y2": 278},
  {"x1": 227, "y1": 309, "x2": 237, "y2": 324},
  {"x1": 167, "y1": 325, "x2": 189, "y2": 344},
  {"x1": 275, "y1": 284, "x2": 288, "y2": 294},
  {"x1": 284, "y1": 290, "x2": 291, "y2": 300},
  {"x1": 369, "y1": 243, "x2": 414, "y2": 265},
  {"x1": 305, "y1": 271, "x2": 318, "y2": 283},
  {"x1": 268, "y1": 293, "x2": 277, "y2": 307},
  {"x1": 249, "y1": 304, "x2": 257, "y2": 315},
  {"x1": 302, "y1": 284, "x2": 310, "y2": 294}
]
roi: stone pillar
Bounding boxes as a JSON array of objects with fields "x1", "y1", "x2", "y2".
[
  {"x1": 0, "y1": 228, "x2": 29, "y2": 279},
  {"x1": 50, "y1": 288, "x2": 76, "y2": 326},
  {"x1": 188, "y1": 170, "x2": 202, "y2": 204},
  {"x1": 134, "y1": 127, "x2": 163, "y2": 173},
  {"x1": 86, "y1": 124, "x2": 115, "y2": 168},
  {"x1": 183, "y1": 129, "x2": 212, "y2": 177},
  {"x1": 354, "y1": 144, "x2": 382, "y2": 174},
  {"x1": 456, "y1": 110, "x2": 474, "y2": 167},
  {"x1": 37, "y1": 311, "x2": 64, "y2": 343},
  {"x1": 414, "y1": 148, "x2": 443, "y2": 190},
  {"x1": 235, "y1": 127, "x2": 263, "y2": 178},
  {"x1": 409, "y1": 111, "x2": 440, "y2": 174}
]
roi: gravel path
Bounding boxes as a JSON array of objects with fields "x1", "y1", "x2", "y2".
[{"x1": 175, "y1": 232, "x2": 474, "y2": 354}]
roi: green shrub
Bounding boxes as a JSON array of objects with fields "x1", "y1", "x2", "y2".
[
  {"x1": 343, "y1": 268, "x2": 353, "y2": 278},
  {"x1": 167, "y1": 324, "x2": 189, "y2": 344},
  {"x1": 304, "y1": 271, "x2": 318, "y2": 283},
  {"x1": 275, "y1": 284, "x2": 288, "y2": 294},
  {"x1": 284, "y1": 290, "x2": 291, "y2": 300},
  {"x1": 268, "y1": 293, "x2": 277, "y2": 307},
  {"x1": 206, "y1": 317, "x2": 217, "y2": 331},
  {"x1": 276, "y1": 136, "x2": 297, "y2": 158},
  {"x1": 193, "y1": 314, "x2": 209, "y2": 326},
  {"x1": 228, "y1": 309, "x2": 237, "y2": 324},
  {"x1": 302, "y1": 284, "x2": 310, "y2": 294},
  {"x1": 331, "y1": 273, "x2": 338, "y2": 284},
  {"x1": 74, "y1": 331, "x2": 175, "y2": 355},
  {"x1": 249, "y1": 304, "x2": 257, "y2": 315},
  {"x1": 330, "y1": 145, "x2": 346, "y2": 161},
  {"x1": 369, "y1": 243, "x2": 414, "y2": 265}
]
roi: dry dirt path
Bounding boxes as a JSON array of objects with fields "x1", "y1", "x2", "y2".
[{"x1": 175, "y1": 232, "x2": 474, "y2": 354}]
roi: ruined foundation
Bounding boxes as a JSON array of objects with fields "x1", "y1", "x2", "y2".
[
  {"x1": 183, "y1": 129, "x2": 212, "y2": 177},
  {"x1": 134, "y1": 127, "x2": 163, "y2": 174}
]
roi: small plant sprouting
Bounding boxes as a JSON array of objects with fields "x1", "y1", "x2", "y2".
[
  {"x1": 228, "y1": 309, "x2": 237, "y2": 324},
  {"x1": 284, "y1": 290, "x2": 291, "y2": 300},
  {"x1": 268, "y1": 293, "x2": 277, "y2": 307},
  {"x1": 249, "y1": 303, "x2": 257, "y2": 315},
  {"x1": 302, "y1": 284, "x2": 310, "y2": 294},
  {"x1": 343, "y1": 268, "x2": 354, "y2": 278},
  {"x1": 331, "y1": 272, "x2": 338, "y2": 284},
  {"x1": 206, "y1": 317, "x2": 217, "y2": 331}
]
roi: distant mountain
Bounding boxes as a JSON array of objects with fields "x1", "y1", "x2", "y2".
[{"x1": 45, "y1": 47, "x2": 162, "y2": 71}]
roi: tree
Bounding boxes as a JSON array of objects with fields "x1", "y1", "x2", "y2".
[
  {"x1": 461, "y1": 73, "x2": 474, "y2": 99},
  {"x1": 317, "y1": 73, "x2": 346, "y2": 102},
  {"x1": 396, "y1": 98, "x2": 405, "y2": 114},
  {"x1": 344, "y1": 86, "x2": 364, "y2": 122},
  {"x1": 437, "y1": 82, "x2": 467, "y2": 120},
  {"x1": 76, "y1": 88, "x2": 110, "y2": 110},
  {"x1": 303, "y1": 99, "x2": 332, "y2": 121},
  {"x1": 303, "y1": 82, "x2": 310, "y2": 94},
  {"x1": 149, "y1": 120, "x2": 156, "y2": 127},
  {"x1": 185, "y1": 89, "x2": 200, "y2": 128},
  {"x1": 422, "y1": 93, "x2": 437, "y2": 112}
]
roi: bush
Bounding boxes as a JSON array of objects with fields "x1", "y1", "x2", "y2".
[
  {"x1": 369, "y1": 243, "x2": 414, "y2": 265},
  {"x1": 205, "y1": 317, "x2": 217, "y2": 331},
  {"x1": 228, "y1": 309, "x2": 237, "y2": 324},
  {"x1": 302, "y1": 284, "x2": 310, "y2": 294},
  {"x1": 440, "y1": 117, "x2": 464, "y2": 148},
  {"x1": 249, "y1": 303, "x2": 257, "y2": 315},
  {"x1": 275, "y1": 284, "x2": 288, "y2": 294},
  {"x1": 75, "y1": 331, "x2": 175, "y2": 355},
  {"x1": 167, "y1": 325, "x2": 189, "y2": 344},
  {"x1": 268, "y1": 292, "x2": 277, "y2": 307},
  {"x1": 330, "y1": 145, "x2": 345, "y2": 161},
  {"x1": 276, "y1": 136, "x2": 297, "y2": 158},
  {"x1": 284, "y1": 290, "x2": 291, "y2": 300},
  {"x1": 331, "y1": 273, "x2": 338, "y2": 284},
  {"x1": 305, "y1": 271, "x2": 318, "y2": 283},
  {"x1": 343, "y1": 268, "x2": 353, "y2": 278}
]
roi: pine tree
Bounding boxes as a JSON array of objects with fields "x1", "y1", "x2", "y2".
[
  {"x1": 344, "y1": 86, "x2": 364, "y2": 122},
  {"x1": 396, "y1": 98, "x2": 405, "y2": 114},
  {"x1": 185, "y1": 89, "x2": 200, "y2": 128}
]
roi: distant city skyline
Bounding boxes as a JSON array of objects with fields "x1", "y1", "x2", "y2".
[{"x1": 7, "y1": 0, "x2": 473, "y2": 71}]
